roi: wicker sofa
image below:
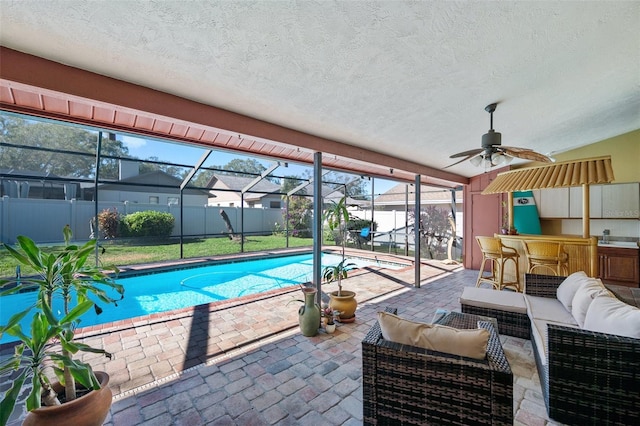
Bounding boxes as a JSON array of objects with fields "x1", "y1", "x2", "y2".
[
  {"x1": 461, "y1": 273, "x2": 640, "y2": 425},
  {"x1": 362, "y1": 308, "x2": 513, "y2": 425}
]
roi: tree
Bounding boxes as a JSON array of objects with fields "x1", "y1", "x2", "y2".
[
  {"x1": 188, "y1": 169, "x2": 215, "y2": 188},
  {"x1": 302, "y1": 169, "x2": 368, "y2": 198},
  {"x1": 280, "y1": 175, "x2": 312, "y2": 237},
  {"x1": 0, "y1": 114, "x2": 130, "y2": 178},
  {"x1": 284, "y1": 195, "x2": 313, "y2": 238},
  {"x1": 138, "y1": 156, "x2": 187, "y2": 178},
  {"x1": 281, "y1": 175, "x2": 307, "y2": 195},
  {"x1": 218, "y1": 158, "x2": 266, "y2": 176},
  {"x1": 409, "y1": 205, "x2": 452, "y2": 259}
]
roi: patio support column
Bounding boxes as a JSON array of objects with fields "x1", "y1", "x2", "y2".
[
  {"x1": 405, "y1": 184, "x2": 409, "y2": 256},
  {"x1": 93, "y1": 131, "x2": 103, "y2": 266},
  {"x1": 285, "y1": 195, "x2": 290, "y2": 248},
  {"x1": 240, "y1": 193, "x2": 244, "y2": 252},
  {"x1": 180, "y1": 187, "x2": 184, "y2": 257},
  {"x1": 414, "y1": 174, "x2": 421, "y2": 288},
  {"x1": 370, "y1": 178, "x2": 375, "y2": 251},
  {"x1": 313, "y1": 152, "x2": 323, "y2": 305}
]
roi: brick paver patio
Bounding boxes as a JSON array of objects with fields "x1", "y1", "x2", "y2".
[{"x1": 3, "y1": 250, "x2": 564, "y2": 425}]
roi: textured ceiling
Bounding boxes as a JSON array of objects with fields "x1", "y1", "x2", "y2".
[{"x1": 0, "y1": 1, "x2": 639, "y2": 179}]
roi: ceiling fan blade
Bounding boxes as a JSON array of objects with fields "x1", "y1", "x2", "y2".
[
  {"x1": 443, "y1": 153, "x2": 481, "y2": 169},
  {"x1": 449, "y1": 148, "x2": 482, "y2": 159},
  {"x1": 503, "y1": 147, "x2": 553, "y2": 162}
]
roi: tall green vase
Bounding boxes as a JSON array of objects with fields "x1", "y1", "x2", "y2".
[{"x1": 298, "y1": 287, "x2": 321, "y2": 337}]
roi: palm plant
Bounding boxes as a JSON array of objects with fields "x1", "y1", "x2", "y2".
[
  {"x1": 0, "y1": 225, "x2": 123, "y2": 423},
  {"x1": 322, "y1": 196, "x2": 355, "y2": 295}
]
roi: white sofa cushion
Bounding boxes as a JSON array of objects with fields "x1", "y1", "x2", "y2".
[
  {"x1": 556, "y1": 271, "x2": 591, "y2": 312},
  {"x1": 583, "y1": 294, "x2": 640, "y2": 338},
  {"x1": 524, "y1": 295, "x2": 578, "y2": 325},
  {"x1": 571, "y1": 278, "x2": 609, "y2": 327},
  {"x1": 459, "y1": 286, "x2": 527, "y2": 313},
  {"x1": 377, "y1": 311, "x2": 489, "y2": 360}
]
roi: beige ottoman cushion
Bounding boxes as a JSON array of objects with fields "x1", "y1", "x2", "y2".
[{"x1": 460, "y1": 286, "x2": 527, "y2": 314}]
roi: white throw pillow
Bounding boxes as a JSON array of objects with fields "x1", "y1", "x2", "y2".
[
  {"x1": 377, "y1": 311, "x2": 489, "y2": 360},
  {"x1": 556, "y1": 271, "x2": 590, "y2": 312},
  {"x1": 583, "y1": 295, "x2": 640, "y2": 338},
  {"x1": 570, "y1": 278, "x2": 608, "y2": 327}
]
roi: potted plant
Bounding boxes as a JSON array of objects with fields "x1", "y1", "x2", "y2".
[
  {"x1": 0, "y1": 225, "x2": 124, "y2": 426},
  {"x1": 322, "y1": 305, "x2": 341, "y2": 334},
  {"x1": 322, "y1": 196, "x2": 357, "y2": 321},
  {"x1": 500, "y1": 201, "x2": 518, "y2": 235}
]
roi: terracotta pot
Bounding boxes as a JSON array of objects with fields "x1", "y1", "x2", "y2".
[
  {"x1": 23, "y1": 371, "x2": 112, "y2": 426},
  {"x1": 329, "y1": 290, "x2": 357, "y2": 320}
]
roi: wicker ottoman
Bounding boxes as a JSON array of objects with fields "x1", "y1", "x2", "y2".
[{"x1": 460, "y1": 286, "x2": 530, "y2": 339}]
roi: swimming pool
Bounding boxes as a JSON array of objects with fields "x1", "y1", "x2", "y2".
[{"x1": 0, "y1": 252, "x2": 401, "y2": 344}]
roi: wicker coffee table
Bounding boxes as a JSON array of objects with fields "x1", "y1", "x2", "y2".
[{"x1": 434, "y1": 310, "x2": 499, "y2": 331}]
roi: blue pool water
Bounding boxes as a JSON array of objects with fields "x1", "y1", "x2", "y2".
[{"x1": 0, "y1": 253, "x2": 399, "y2": 343}]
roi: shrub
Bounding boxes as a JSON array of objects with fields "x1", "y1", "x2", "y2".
[
  {"x1": 98, "y1": 208, "x2": 121, "y2": 239},
  {"x1": 121, "y1": 211, "x2": 175, "y2": 237},
  {"x1": 283, "y1": 196, "x2": 313, "y2": 238}
]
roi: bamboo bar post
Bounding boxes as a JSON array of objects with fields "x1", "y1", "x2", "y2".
[{"x1": 582, "y1": 184, "x2": 590, "y2": 238}]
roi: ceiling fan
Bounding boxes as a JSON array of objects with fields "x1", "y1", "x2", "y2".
[{"x1": 445, "y1": 103, "x2": 553, "y2": 169}]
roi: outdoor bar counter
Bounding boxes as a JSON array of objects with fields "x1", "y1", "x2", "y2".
[{"x1": 495, "y1": 234, "x2": 599, "y2": 289}]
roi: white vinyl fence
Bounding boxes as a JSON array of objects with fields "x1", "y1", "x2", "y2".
[{"x1": 0, "y1": 196, "x2": 284, "y2": 244}]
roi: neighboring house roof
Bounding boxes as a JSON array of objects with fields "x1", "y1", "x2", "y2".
[
  {"x1": 1, "y1": 168, "x2": 64, "y2": 180},
  {"x1": 286, "y1": 182, "x2": 368, "y2": 206},
  {"x1": 375, "y1": 184, "x2": 463, "y2": 205},
  {"x1": 207, "y1": 174, "x2": 281, "y2": 202},
  {"x1": 99, "y1": 171, "x2": 209, "y2": 196}
]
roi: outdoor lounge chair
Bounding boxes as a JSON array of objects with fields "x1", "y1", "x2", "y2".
[{"x1": 362, "y1": 308, "x2": 513, "y2": 425}]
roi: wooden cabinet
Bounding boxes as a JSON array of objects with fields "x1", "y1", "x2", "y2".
[{"x1": 597, "y1": 246, "x2": 640, "y2": 287}]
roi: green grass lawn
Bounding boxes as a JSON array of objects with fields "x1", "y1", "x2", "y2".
[
  {"x1": 0, "y1": 235, "x2": 318, "y2": 279},
  {"x1": 0, "y1": 234, "x2": 445, "y2": 280}
]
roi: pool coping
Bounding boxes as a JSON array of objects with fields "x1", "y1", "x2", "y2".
[{"x1": 0, "y1": 247, "x2": 414, "y2": 350}]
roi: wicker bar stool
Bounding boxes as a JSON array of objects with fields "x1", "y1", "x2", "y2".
[
  {"x1": 475, "y1": 236, "x2": 521, "y2": 291},
  {"x1": 522, "y1": 240, "x2": 569, "y2": 276}
]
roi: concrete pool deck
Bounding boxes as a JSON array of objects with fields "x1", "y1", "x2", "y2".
[{"x1": 3, "y1": 249, "x2": 564, "y2": 425}]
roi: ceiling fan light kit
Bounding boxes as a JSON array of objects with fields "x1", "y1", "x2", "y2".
[{"x1": 446, "y1": 102, "x2": 553, "y2": 169}]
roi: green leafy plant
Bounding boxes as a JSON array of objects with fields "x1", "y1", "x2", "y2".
[
  {"x1": 322, "y1": 196, "x2": 356, "y2": 295},
  {"x1": 0, "y1": 225, "x2": 124, "y2": 423},
  {"x1": 98, "y1": 207, "x2": 121, "y2": 239},
  {"x1": 283, "y1": 195, "x2": 313, "y2": 238}
]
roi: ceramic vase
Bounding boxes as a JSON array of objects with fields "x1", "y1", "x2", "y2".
[{"x1": 298, "y1": 287, "x2": 321, "y2": 337}]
